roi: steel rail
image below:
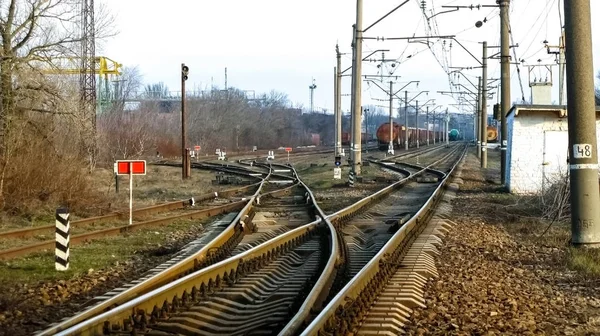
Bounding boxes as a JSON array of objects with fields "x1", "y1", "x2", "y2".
[
  {"x1": 35, "y1": 163, "x2": 307, "y2": 335},
  {"x1": 300, "y1": 144, "x2": 466, "y2": 335},
  {"x1": 35, "y1": 166, "x2": 277, "y2": 335},
  {"x1": 279, "y1": 144, "x2": 461, "y2": 334},
  {"x1": 52, "y1": 219, "x2": 324, "y2": 336},
  {"x1": 0, "y1": 168, "x2": 263, "y2": 240},
  {"x1": 39, "y1": 163, "x2": 316, "y2": 335},
  {"x1": 277, "y1": 167, "x2": 339, "y2": 336},
  {"x1": 37, "y1": 144, "x2": 460, "y2": 335},
  {"x1": 0, "y1": 201, "x2": 248, "y2": 261}
]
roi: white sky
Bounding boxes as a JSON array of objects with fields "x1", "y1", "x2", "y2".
[{"x1": 100, "y1": 0, "x2": 600, "y2": 114}]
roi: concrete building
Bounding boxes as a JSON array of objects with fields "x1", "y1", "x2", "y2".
[{"x1": 506, "y1": 105, "x2": 600, "y2": 194}]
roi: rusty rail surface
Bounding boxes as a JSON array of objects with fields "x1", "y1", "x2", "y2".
[
  {"x1": 35, "y1": 163, "x2": 307, "y2": 336},
  {"x1": 0, "y1": 201, "x2": 248, "y2": 261},
  {"x1": 35, "y1": 145, "x2": 459, "y2": 335},
  {"x1": 0, "y1": 169, "x2": 263, "y2": 240},
  {"x1": 277, "y1": 144, "x2": 461, "y2": 334},
  {"x1": 299, "y1": 144, "x2": 466, "y2": 335}
]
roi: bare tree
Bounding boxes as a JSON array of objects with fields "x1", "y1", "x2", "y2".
[{"x1": 0, "y1": 0, "x2": 115, "y2": 209}]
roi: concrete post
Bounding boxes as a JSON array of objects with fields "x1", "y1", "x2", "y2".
[
  {"x1": 477, "y1": 76, "x2": 482, "y2": 159},
  {"x1": 336, "y1": 45, "x2": 342, "y2": 156},
  {"x1": 351, "y1": 0, "x2": 363, "y2": 175},
  {"x1": 480, "y1": 41, "x2": 488, "y2": 168},
  {"x1": 404, "y1": 90, "x2": 409, "y2": 151},
  {"x1": 426, "y1": 106, "x2": 430, "y2": 146},
  {"x1": 445, "y1": 108, "x2": 449, "y2": 147},
  {"x1": 500, "y1": 0, "x2": 511, "y2": 184},
  {"x1": 388, "y1": 81, "x2": 394, "y2": 154},
  {"x1": 564, "y1": 0, "x2": 600, "y2": 246}
]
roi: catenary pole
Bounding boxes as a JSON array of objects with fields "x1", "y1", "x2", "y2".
[
  {"x1": 500, "y1": 0, "x2": 511, "y2": 185},
  {"x1": 564, "y1": 0, "x2": 600, "y2": 246}
]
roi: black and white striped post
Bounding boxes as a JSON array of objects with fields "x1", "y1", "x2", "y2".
[
  {"x1": 55, "y1": 208, "x2": 70, "y2": 271},
  {"x1": 348, "y1": 171, "x2": 355, "y2": 187}
]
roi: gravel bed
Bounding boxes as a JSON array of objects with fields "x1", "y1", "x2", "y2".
[{"x1": 403, "y1": 149, "x2": 600, "y2": 335}]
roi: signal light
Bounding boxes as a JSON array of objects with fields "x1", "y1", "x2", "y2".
[
  {"x1": 335, "y1": 156, "x2": 341, "y2": 166},
  {"x1": 493, "y1": 103, "x2": 501, "y2": 120},
  {"x1": 181, "y1": 64, "x2": 189, "y2": 81}
]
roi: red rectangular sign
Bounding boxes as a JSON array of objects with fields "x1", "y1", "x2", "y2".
[
  {"x1": 285, "y1": 147, "x2": 292, "y2": 152},
  {"x1": 194, "y1": 145, "x2": 201, "y2": 151},
  {"x1": 116, "y1": 160, "x2": 146, "y2": 175}
]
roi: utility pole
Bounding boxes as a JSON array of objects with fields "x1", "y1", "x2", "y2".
[
  {"x1": 480, "y1": 42, "x2": 488, "y2": 168},
  {"x1": 349, "y1": 26, "x2": 357, "y2": 165},
  {"x1": 445, "y1": 108, "x2": 449, "y2": 147},
  {"x1": 564, "y1": 0, "x2": 600, "y2": 246},
  {"x1": 426, "y1": 106, "x2": 430, "y2": 146},
  {"x1": 477, "y1": 76, "x2": 482, "y2": 159},
  {"x1": 334, "y1": 66, "x2": 338, "y2": 153},
  {"x1": 181, "y1": 63, "x2": 189, "y2": 179},
  {"x1": 559, "y1": 28, "x2": 566, "y2": 105},
  {"x1": 404, "y1": 90, "x2": 409, "y2": 151},
  {"x1": 351, "y1": 0, "x2": 363, "y2": 175},
  {"x1": 415, "y1": 100, "x2": 420, "y2": 148},
  {"x1": 432, "y1": 112, "x2": 436, "y2": 145},
  {"x1": 225, "y1": 67, "x2": 228, "y2": 90},
  {"x1": 500, "y1": 0, "x2": 510, "y2": 185},
  {"x1": 335, "y1": 45, "x2": 342, "y2": 156},
  {"x1": 388, "y1": 81, "x2": 394, "y2": 154}
]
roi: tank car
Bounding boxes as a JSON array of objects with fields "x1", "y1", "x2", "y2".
[
  {"x1": 376, "y1": 122, "x2": 402, "y2": 150},
  {"x1": 486, "y1": 126, "x2": 498, "y2": 143},
  {"x1": 448, "y1": 129, "x2": 460, "y2": 141}
]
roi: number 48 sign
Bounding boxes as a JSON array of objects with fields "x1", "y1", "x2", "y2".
[{"x1": 573, "y1": 144, "x2": 593, "y2": 159}]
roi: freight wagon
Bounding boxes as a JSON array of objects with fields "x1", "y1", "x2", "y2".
[{"x1": 375, "y1": 122, "x2": 438, "y2": 150}]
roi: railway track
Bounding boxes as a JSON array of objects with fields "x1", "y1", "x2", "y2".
[
  {"x1": 34, "y1": 144, "x2": 466, "y2": 335},
  {"x1": 298, "y1": 143, "x2": 466, "y2": 335},
  {"x1": 0, "y1": 164, "x2": 266, "y2": 260},
  {"x1": 34, "y1": 161, "x2": 324, "y2": 336}
]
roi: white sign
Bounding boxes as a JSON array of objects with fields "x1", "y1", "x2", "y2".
[
  {"x1": 502, "y1": 140, "x2": 507, "y2": 146},
  {"x1": 215, "y1": 148, "x2": 221, "y2": 155},
  {"x1": 333, "y1": 167, "x2": 341, "y2": 179},
  {"x1": 267, "y1": 150, "x2": 275, "y2": 160},
  {"x1": 218, "y1": 152, "x2": 227, "y2": 160},
  {"x1": 573, "y1": 144, "x2": 593, "y2": 159},
  {"x1": 340, "y1": 148, "x2": 345, "y2": 157}
]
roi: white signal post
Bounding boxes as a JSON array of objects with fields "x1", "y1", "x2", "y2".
[
  {"x1": 285, "y1": 147, "x2": 292, "y2": 162},
  {"x1": 115, "y1": 160, "x2": 147, "y2": 225}
]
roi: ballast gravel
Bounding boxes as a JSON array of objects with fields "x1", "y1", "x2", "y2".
[{"x1": 404, "y1": 151, "x2": 600, "y2": 336}]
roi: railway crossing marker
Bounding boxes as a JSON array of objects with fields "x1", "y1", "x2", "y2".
[
  {"x1": 115, "y1": 160, "x2": 147, "y2": 225},
  {"x1": 285, "y1": 147, "x2": 292, "y2": 162}
]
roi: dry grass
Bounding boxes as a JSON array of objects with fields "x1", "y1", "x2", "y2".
[
  {"x1": 458, "y1": 146, "x2": 600, "y2": 279},
  {"x1": 0, "y1": 163, "x2": 242, "y2": 230}
]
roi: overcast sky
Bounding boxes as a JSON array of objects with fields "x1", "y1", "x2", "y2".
[{"x1": 100, "y1": 0, "x2": 600, "y2": 115}]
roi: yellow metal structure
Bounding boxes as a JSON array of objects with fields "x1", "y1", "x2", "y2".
[
  {"x1": 39, "y1": 56, "x2": 122, "y2": 77},
  {"x1": 38, "y1": 56, "x2": 122, "y2": 113}
]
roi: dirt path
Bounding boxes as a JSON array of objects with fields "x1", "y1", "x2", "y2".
[{"x1": 404, "y1": 149, "x2": 600, "y2": 335}]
